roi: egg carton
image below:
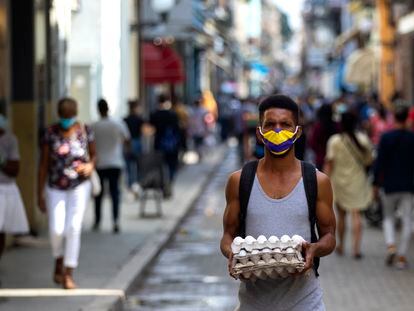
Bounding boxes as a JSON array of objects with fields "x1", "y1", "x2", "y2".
[
  {"x1": 230, "y1": 235, "x2": 306, "y2": 280},
  {"x1": 231, "y1": 235, "x2": 305, "y2": 254}
]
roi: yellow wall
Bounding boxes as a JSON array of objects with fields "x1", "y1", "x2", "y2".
[{"x1": 10, "y1": 102, "x2": 40, "y2": 231}]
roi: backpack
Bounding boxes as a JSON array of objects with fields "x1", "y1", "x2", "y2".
[
  {"x1": 238, "y1": 160, "x2": 320, "y2": 276},
  {"x1": 159, "y1": 127, "x2": 179, "y2": 153}
]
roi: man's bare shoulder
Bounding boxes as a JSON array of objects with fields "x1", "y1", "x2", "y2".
[
  {"x1": 316, "y1": 169, "x2": 333, "y2": 197},
  {"x1": 226, "y1": 170, "x2": 241, "y2": 189},
  {"x1": 316, "y1": 169, "x2": 330, "y2": 184}
]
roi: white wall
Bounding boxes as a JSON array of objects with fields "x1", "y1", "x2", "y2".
[{"x1": 68, "y1": 0, "x2": 129, "y2": 122}]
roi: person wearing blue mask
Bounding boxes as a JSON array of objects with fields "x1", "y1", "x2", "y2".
[
  {"x1": 38, "y1": 98, "x2": 96, "y2": 289},
  {"x1": 0, "y1": 115, "x2": 29, "y2": 267}
]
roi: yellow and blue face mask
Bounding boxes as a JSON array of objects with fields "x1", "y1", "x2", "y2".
[{"x1": 259, "y1": 126, "x2": 299, "y2": 156}]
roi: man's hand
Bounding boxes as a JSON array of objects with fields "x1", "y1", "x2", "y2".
[
  {"x1": 227, "y1": 251, "x2": 237, "y2": 279},
  {"x1": 301, "y1": 241, "x2": 317, "y2": 273}
]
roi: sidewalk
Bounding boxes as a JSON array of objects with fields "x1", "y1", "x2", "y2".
[{"x1": 0, "y1": 146, "x2": 228, "y2": 311}]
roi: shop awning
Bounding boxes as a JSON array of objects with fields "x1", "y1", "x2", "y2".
[{"x1": 142, "y1": 43, "x2": 185, "y2": 84}]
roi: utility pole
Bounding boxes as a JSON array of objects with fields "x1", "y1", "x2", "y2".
[{"x1": 376, "y1": 0, "x2": 396, "y2": 107}]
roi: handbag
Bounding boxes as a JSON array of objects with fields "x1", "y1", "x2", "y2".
[
  {"x1": 90, "y1": 169, "x2": 101, "y2": 197},
  {"x1": 81, "y1": 124, "x2": 101, "y2": 197}
]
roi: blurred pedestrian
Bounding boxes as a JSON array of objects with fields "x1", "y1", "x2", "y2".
[
  {"x1": 150, "y1": 94, "x2": 180, "y2": 197},
  {"x1": 0, "y1": 115, "x2": 29, "y2": 263},
  {"x1": 92, "y1": 99, "x2": 130, "y2": 233},
  {"x1": 38, "y1": 98, "x2": 95, "y2": 289},
  {"x1": 189, "y1": 98, "x2": 208, "y2": 161},
  {"x1": 309, "y1": 104, "x2": 339, "y2": 171},
  {"x1": 325, "y1": 112, "x2": 373, "y2": 259},
  {"x1": 172, "y1": 97, "x2": 190, "y2": 160},
  {"x1": 123, "y1": 100, "x2": 144, "y2": 190},
  {"x1": 367, "y1": 102, "x2": 393, "y2": 147},
  {"x1": 373, "y1": 106, "x2": 414, "y2": 269}
]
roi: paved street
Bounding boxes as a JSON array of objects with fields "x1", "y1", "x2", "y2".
[
  {"x1": 0, "y1": 146, "x2": 227, "y2": 311},
  {"x1": 125, "y1": 148, "x2": 414, "y2": 311}
]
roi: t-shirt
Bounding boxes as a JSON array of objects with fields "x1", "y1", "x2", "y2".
[
  {"x1": 0, "y1": 132, "x2": 20, "y2": 184},
  {"x1": 189, "y1": 106, "x2": 208, "y2": 137},
  {"x1": 374, "y1": 129, "x2": 414, "y2": 193},
  {"x1": 43, "y1": 123, "x2": 94, "y2": 190},
  {"x1": 92, "y1": 117, "x2": 130, "y2": 169},
  {"x1": 124, "y1": 114, "x2": 144, "y2": 139}
]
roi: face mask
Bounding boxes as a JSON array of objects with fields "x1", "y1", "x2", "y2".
[
  {"x1": 59, "y1": 118, "x2": 76, "y2": 130},
  {"x1": 259, "y1": 126, "x2": 299, "y2": 156}
]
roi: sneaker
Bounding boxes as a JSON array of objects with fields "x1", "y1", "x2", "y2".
[
  {"x1": 113, "y1": 224, "x2": 120, "y2": 234},
  {"x1": 385, "y1": 246, "x2": 396, "y2": 266},
  {"x1": 395, "y1": 256, "x2": 408, "y2": 270},
  {"x1": 92, "y1": 223, "x2": 100, "y2": 232}
]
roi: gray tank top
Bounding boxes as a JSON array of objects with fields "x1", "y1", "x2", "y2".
[{"x1": 237, "y1": 175, "x2": 325, "y2": 311}]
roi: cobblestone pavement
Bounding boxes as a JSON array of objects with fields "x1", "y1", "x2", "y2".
[{"x1": 125, "y1": 148, "x2": 414, "y2": 311}]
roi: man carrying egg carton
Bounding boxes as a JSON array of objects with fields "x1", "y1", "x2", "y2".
[
  {"x1": 231, "y1": 235, "x2": 306, "y2": 280},
  {"x1": 220, "y1": 95, "x2": 336, "y2": 311}
]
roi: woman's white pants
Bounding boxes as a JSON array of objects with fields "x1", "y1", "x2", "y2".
[{"x1": 46, "y1": 181, "x2": 90, "y2": 268}]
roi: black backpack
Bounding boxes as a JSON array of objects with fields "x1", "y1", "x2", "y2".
[{"x1": 238, "y1": 160, "x2": 320, "y2": 276}]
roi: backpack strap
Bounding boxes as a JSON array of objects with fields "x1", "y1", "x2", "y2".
[
  {"x1": 238, "y1": 160, "x2": 259, "y2": 237},
  {"x1": 301, "y1": 161, "x2": 320, "y2": 276}
]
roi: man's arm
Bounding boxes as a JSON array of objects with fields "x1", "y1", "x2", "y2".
[
  {"x1": 302, "y1": 171, "x2": 336, "y2": 271},
  {"x1": 220, "y1": 171, "x2": 241, "y2": 274}
]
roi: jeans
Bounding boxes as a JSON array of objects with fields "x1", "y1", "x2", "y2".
[
  {"x1": 125, "y1": 138, "x2": 141, "y2": 187},
  {"x1": 381, "y1": 192, "x2": 414, "y2": 256},
  {"x1": 94, "y1": 168, "x2": 121, "y2": 226},
  {"x1": 46, "y1": 181, "x2": 91, "y2": 268}
]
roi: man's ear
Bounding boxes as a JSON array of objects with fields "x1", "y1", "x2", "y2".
[
  {"x1": 256, "y1": 127, "x2": 262, "y2": 142},
  {"x1": 296, "y1": 126, "x2": 303, "y2": 139}
]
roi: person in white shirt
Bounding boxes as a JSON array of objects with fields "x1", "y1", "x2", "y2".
[
  {"x1": 91, "y1": 99, "x2": 130, "y2": 233},
  {"x1": 0, "y1": 115, "x2": 29, "y2": 262}
]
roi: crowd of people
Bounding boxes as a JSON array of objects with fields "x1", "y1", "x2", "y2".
[
  {"x1": 221, "y1": 92, "x2": 414, "y2": 310},
  {"x1": 1, "y1": 89, "x2": 414, "y2": 292},
  {"x1": 223, "y1": 91, "x2": 414, "y2": 271},
  {"x1": 0, "y1": 92, "x2": 219, "y2": 289}
]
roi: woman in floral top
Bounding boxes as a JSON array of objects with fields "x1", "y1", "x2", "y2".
[{"x1": 38, "y1": 97, "x2": 96, "y2": 289}]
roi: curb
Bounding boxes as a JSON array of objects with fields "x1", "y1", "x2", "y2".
[{"x1": 82, "y1": 146, "x2": 228, "y2": 311}]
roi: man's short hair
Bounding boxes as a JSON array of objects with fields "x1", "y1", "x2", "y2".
[
  {"x1": 98, "y1": 98, "x2": 109, "y2": 114},
  {"x1": 158, "y1": 94, "x2": 169, "y2": 104},
  {"x1": 258, "y1": 94, "x2": 299, "y2": 125},
  {"x1": 128, "y1": 99, "x2": 139, "y2": 110},
  {"x1": 394, "y1": 105, "x2": 409, "y2": 123}
]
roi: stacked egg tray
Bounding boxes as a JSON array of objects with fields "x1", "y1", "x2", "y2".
[{"x1": 231, "y1": 235, "x2": 306, "y2": 280}]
